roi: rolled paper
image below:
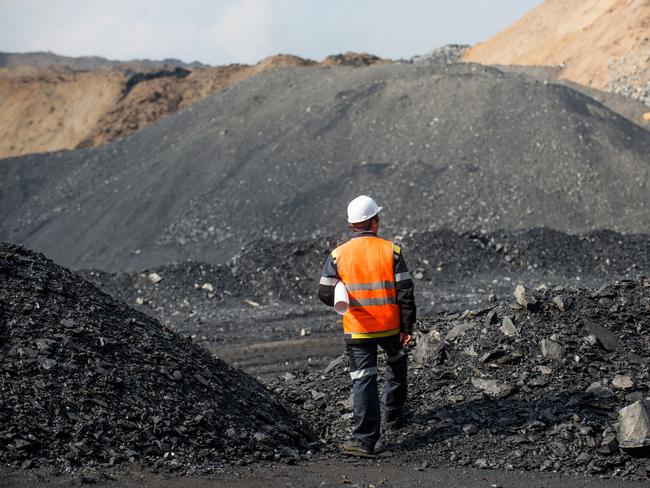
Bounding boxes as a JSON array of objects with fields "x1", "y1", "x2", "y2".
[{"x1": 334, "y1": 281, "x2": 349, "y2": 315}]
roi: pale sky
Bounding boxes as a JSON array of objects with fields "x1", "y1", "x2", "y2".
[{"x1": 0, "y1": 0, "x2": 541, "y2": 65}]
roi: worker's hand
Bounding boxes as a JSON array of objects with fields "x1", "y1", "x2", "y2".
[{"x1": 400, "y1": 333, "x2": 412, "y2": 348}]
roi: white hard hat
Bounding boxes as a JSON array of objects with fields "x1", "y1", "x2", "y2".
[{"x1": 347, "y1": 195, "x2": 382, "y2": 224}]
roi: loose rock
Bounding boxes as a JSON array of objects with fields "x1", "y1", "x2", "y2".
[
  {"x1": 541, "y1": 339, "x2": 566, "y2": 360},
  {"x1": 619, "y1": 401, "x2": 650, "y2": 450},
  {"x1": 586, "y1": 382, "x2": 615, "y2": 398},
  {"x1": 515, "y1": 284, "x2": 538, "y2": 310},
  {"x1": 499, "y1": 316, "x2": 518, "y2": 336},
  {"x1": 586, "y1": 323, "x2": 619, "y2": 351},
  {"x1": 148, "y1": 272, "x2": 162, "y2": 284},
  {"x1": 273, "y1": 278, "x2": 650, "y2": 479},
  {"x1": 612, "y1": 375, "x2": 634, "y2": 391}
]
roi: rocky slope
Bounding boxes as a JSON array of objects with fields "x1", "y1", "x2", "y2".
[
  {"x1": 1, "y1": 63, "x2": 649, "y2": 271},
  {"x1": 0, "y1": 52, "x2": 384, "y2": 159},
  {"x1": 0, "y1": 66, "x2": 125, "y2": 158},
  {"x1": 274, "y1": 278, "x2": 650, "y2": 479},
  {"x1": 463, "y1": 0, "x2": 650, "y2": 111}
]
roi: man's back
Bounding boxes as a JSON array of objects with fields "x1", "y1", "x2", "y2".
[
  {"x1": 317, "y1": 195, "x2": 416, "y2": 457},
  {"x1": 334, "y1": 235, "x2": 401, "y2": 339}
]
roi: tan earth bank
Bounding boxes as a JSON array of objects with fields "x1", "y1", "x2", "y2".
[
  {"x1": 0, "y1": 52, "x2": 384, "y2": 159},
  {"x1": 4, "y1": 0, "x2": 650, "y2": 160},
  {"x1": 464, "y1": 0, "x2": 650, "y2": 110}
]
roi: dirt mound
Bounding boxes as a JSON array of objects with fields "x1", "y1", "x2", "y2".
[
  {"x1": 0, "y1": 67, "x2": 125, "y2": 158},
  {"x1": 76, "y1": 55, "x2": 318, "y2": 150},
  {"x1": 0, "y1": 52, "x2": 384, "y2": 159},
  {"x1": 463, "y1": 0, "x2": 650, "y2": 108},
  {"x1": 252, "y1": 54, "x2": 317, "y2": 72},
  {"x1": 0, "y1": 243, "x2": 312, "y2": 470},
  {"x1": 2, "y1": 63, "x2": 650, "y2": 271},
  {"x1": 274, "y1": 279, "x2": 650, "y2": 479}
]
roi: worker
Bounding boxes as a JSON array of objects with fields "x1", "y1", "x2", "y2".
[{"x1": 318, "y1": 195, "x2": 416, "y2": 457}]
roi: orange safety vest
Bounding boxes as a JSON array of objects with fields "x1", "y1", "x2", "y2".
[{"x1": 333, "y1": 236, "x2": 401, "y2": 339}]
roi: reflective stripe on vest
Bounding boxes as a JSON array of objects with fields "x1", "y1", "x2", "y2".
[{"x1": 334, "y1": 236, "x2": 400, "y2": 336}]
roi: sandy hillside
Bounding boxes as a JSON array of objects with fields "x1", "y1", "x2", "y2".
[
  {"x1": 76, "y1": 55, "x2": 317, "y2": 149},
  {"x1": 464, "y1": 0, "x2": 650, "y2": 107},
  {"x1": 0, "y1": 67, "x2": 124, "y2": 158},
  {"x1": 0, "y1": 52, "x2": 384, "y2": 159}
]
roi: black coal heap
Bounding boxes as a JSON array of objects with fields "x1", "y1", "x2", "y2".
[
  {"x1": 0, "y1": 243, "x2": 312, "y2": 470},
  {"x1": 4, "y1": 64, "x2": 650, "y2": 272}
]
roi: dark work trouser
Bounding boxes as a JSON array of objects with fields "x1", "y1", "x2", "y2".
[{"x1": 345, "y1": 334, "x2": 408, "y2": 450}]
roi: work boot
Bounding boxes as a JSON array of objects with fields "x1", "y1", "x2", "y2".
[
  {"x1": 382, "y1": 408, "x2": 411, "y2": 429},
  {"x1": 342, "y1": 439, "x2": 376, "y2": 458}
]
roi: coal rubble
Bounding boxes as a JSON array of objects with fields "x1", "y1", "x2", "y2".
[
  {"x1": 79, "y1": 239, "x2": 340, "y2": 344},
  {"x1": 82, "y1": 229, "x2": 650, "y2": 339},
  {"x1": 409, "y1": 44, "x2": 468, "y2": 65},
  {"x1": 273, "y1": 280, "x2": 650, "y2": 479},
  {"x1": 0, "y1": 243, "x2": 313, "y2": 470}
]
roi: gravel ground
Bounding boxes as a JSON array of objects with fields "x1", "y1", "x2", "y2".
[
  {"x1": 273, "y1": 279, "x2": 650, "y2": 480},
  {"x1": 3, "y1": 461, "x2": 650, "y2": 488}
]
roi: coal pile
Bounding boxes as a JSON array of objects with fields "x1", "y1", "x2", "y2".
[
  {"x1": 401, "y1": 228, "x2": 650, "y2": 307},
  {"x1": 80, "y1": 229, "x2": 650, "y2": 340},
  {"x1": 3, "y1": 63, "x2": 650, "y2": 271},
  {"x1": 78, "y1": 238, "x2": 340, "y2": 342},
  {"x1": 0, "y1": 243, "x2": 313, "y2": 470},
  {"x1": 273, "y1": 279, "x2": 650, "y2": 479}
]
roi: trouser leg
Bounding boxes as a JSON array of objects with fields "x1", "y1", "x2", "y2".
[
  {"x1": 346, "y1": 342, "x2": 380, "y2": 450},
  {"x1": 380, "y1": 335, "x2": 408, "y2": 417}
]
